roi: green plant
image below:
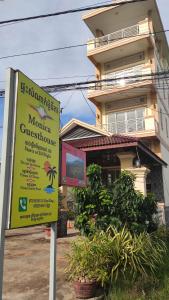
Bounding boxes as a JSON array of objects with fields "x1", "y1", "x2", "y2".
[
  {"x1": 65, "y1": 226, "x2": 166, "y2": 289},
  {"x1": 67, "y1": 209, "x2": 75, "y2": 221},
  {"x1": 74, "y1": 164, "x2": 102, "y2": 235},
  {"x1": 74, "y1": 166, "x2": 158, "y2": 236},
  {"x1": 65, "y1": 237, "x2": 109, "y2": 286},
  {"x1": 110, "y1": 171, "x2": 158, "y2": 233}
]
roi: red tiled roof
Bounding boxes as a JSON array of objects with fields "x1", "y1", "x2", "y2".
[{"x1": 67, "y1": 134, "x2": 139, "y2": 149}]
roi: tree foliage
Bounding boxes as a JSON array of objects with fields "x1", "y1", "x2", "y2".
[{"x1": 74, "y1": 164, "x2": 158, "y2": 235}]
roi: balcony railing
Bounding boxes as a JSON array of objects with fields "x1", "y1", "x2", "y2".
[
  {"x1": 87, "y1": 21, "x2": 150, "y2": 52},
  {"x1": 90, "y1": 65, "x2": 152, "y2": 91}
]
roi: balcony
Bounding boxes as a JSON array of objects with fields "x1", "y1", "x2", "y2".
[
  {"x1": 87, "y1": 21, "x2": 153, "y2": 64},
  {"x1": 88, "y1": 64, "x2": 153, "y2": 103}
]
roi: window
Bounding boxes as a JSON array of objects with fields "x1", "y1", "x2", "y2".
[
  {"x1": 104, "y1": 52, "x2": 145, "y2": 72},
  {"x1": 107, "y1": 107, "x2": 145, "y2": 134}
]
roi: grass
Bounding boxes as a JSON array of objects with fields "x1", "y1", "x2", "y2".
[{"x1": 105, "y1": 241, "x2": 169, "y2": 300}]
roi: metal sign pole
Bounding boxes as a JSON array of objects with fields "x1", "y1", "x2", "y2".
[
  {"x1": 49, "y1": 222, "x2": 57, "y2": 300},
  {"x1": 0, "y1": 69, "x2": 16, "y2": 298}
]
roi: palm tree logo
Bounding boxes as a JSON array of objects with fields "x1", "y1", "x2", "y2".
[
  {"x1": 43, "y1": 161, "x2": 57, "y2": 194},
  {"x1": 47, "y1": 166, "x2": 57, "y2": 188}
]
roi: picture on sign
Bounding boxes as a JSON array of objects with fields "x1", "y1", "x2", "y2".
[
  {"x1": 8, "y1": 71, "x2": 60, "y2": 229},
  {"x1": 61, "y1": 142, "x2": 86, "y2": 187}
]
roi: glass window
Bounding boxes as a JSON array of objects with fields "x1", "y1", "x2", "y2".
[
  {"x1": 116, "y1": 112, "x2": 125, "y2": 122},
  {"x1": 117, "y1": 122, "x2": 126, "y2": 133},
  {"x1": 127, "y1": 120, "x2": 136, "y2": 132},
  {"x1": 107, "y1": 107, "x2": 145, "y2": 134},
  {"x1": 136, "y1": 108, "x2": 144, "y2": 118},
  {"x1": 127, "y1": 110, "x2": 135, "y2": 120}
]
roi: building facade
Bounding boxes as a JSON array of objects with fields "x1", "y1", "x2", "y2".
[{"x1": 82, "y1": 0, "x2": 169, "y2": 223}]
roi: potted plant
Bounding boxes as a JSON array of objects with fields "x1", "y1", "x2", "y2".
[{"x1": 65, "y1": 237, "x2": 106, "y2": 299}]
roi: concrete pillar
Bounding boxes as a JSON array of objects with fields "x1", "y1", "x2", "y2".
[
  {"x1": 132, "y1": 167, "x2": 150, "y2": 196},
  {"x1": 117, "y1": 152, "x2": 135, "y2": 169},
  {"x1": 117, "y1": 152, "x2": 150, "y2": 196}
]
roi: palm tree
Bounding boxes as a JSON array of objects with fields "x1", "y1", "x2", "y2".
[{"x1": 47, "y1": 166, "x2": 57, "y2": 188}]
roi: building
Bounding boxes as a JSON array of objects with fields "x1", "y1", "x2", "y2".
[{"x1": 61, "y1": 0, "x2": 169, "y2": 224}]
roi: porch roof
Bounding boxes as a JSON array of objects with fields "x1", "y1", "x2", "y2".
[{"x1": 66, "y1": 135, "x2": 167, "y2": 167}]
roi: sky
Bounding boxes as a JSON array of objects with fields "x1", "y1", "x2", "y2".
[{"x1": 0, "y1": 0, "x2": 168, "y2": 144}]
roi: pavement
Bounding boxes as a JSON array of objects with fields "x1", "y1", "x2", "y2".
[{"x1": 3, "y1": 225, "x2": 80, "y2": 300}]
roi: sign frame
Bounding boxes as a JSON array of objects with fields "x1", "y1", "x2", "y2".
[
  {"x1": 6, "y1": 70, "x2": 60, "y2": 229},
  {"x1": 0, "y1": 68, "x2": 60, "y2": 300},
  {"x1": 61, "y1": 141, "x2": 86, "y2": 187}
]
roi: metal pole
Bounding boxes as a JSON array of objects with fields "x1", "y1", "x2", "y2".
[
  {"x1": 0, "y1": 69, "x2": 16, "y2": 299},
  {"x1": 49, "y1": 222, "x2": 57, "y2": 300}
]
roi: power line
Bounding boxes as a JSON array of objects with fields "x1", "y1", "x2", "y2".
[
  {"x1": 0, "y1": 70, "x2": 169, "y2": 96},
  {"x1": 0, "y1": 0, "x2": 147, "y2": 26},
  {"x1": 80, "y1": 90, "x2": 96, "y2": 118},
  {"x1": 80, "y1": 89, "x2": 115, "y2": 136},
  {"x1": 43, "y1": 71, "x2": 169, "y2": 91},
  {"x1": 0, "y1": 74, "x2": 95, "y2": 83},
  {"x1": 0, "y1": 29, "x2": 168, "y2": 61},
  {"x1": 62, "y1": 91, "x2": 75, "y2": 110}
]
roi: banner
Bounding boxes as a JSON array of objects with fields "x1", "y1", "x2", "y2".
[
  {"x1": 9, "y1": 71, "x2": 60, "y2": 228},
  {"x1": 61, "y1": 142, "x2": 86, "y2": 187}
]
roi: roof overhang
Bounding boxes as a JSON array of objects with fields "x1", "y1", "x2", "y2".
[
  {"x1": 60, "y1": 118, "x2": 110, "y2": 138},
  {"x1": 67, "y1": 137, "x2": 167, "y2": 167}
]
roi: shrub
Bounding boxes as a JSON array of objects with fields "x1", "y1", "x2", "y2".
[
  {"x1": 74, "y1": 165, "x2": 158, "y2": 235},
  {"x1": 66, "y1": 226, "x2": 166, "y2": 287}
]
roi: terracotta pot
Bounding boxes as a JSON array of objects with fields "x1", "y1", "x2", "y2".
[
  {"x1": 44, "y1": 228, "x2": 51, "y2": 238},
  {"x1": 74, "y1": 281, "x2": 98, "y2": 299}
]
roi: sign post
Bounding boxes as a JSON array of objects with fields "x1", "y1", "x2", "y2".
[
  {"x1": 0, "y1": 69, "x2": 16, "y2": 298},
  {"x1": 0, "y1": 68, "x2": 60, "y2": 299},
  {"x1": 49, "y1": 222, "x2": 57, "y2": 300}
]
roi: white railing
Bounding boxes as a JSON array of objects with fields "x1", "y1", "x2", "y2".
[
  {"x1": 87, "y1": 21, "x2": 150, "y2": 52},
  {"x1": 91, "y1": 65, "x2": 152, "y2": 90},
  {"x1": 95, "y1": 24, "x2": 139, "y2": 48}
]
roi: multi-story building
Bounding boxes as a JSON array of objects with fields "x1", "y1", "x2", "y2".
[
  {"x1": 83, "y1": 0, "x2": 169, "y2": 220},
  {"x1": 61, "y1": 0, "x2": 169, "y2": 224}
]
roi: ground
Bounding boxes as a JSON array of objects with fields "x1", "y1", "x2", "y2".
[{"x1": 3, "y1": 226, "x2": 78, "y2": 300}]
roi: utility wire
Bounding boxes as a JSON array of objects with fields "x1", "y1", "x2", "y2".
[
  {"x1": 43, "y1": 71, "x2": 169, "y2": 91},
  {"x1": 0, "y1": 0, "x2": 147, "y2": 25},
  {"x1": 0, "y1": 29, "x2": 168, "y2": 61},
  {"x1": 80, "y1": 90, "x2": 96, "y2": 117},
  {"x1": 80, "y1": 89, "x2": 112, "y2": 136},
  {"x1": 0, "y1": 74, "x2": 95, "y2": 83},
  {"x1": 0, "y1": 71, "x2": 169, "y2": 95}
]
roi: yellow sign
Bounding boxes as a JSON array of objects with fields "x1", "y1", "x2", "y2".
[{"x1": 10, "y1": 71, "x2": 60, "y2": 228}]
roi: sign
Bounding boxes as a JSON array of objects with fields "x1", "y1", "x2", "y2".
[
  {"x1": 9, "y1": 71, "x2": 60, "y2": 228},
  {"x1": 61, "y1": 142, "x2": 86, "y2": 187}
]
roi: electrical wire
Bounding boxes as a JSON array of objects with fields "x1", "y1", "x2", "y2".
[
  {"x1": 0, "y1": 71, "x2": 169, "y2": 95},
  {"x1": 0, "y1": 0, "x2": 147, "y2": 26},
  {"x1": 43, "y1": 71, "x2": 169, "y2": 92},
  {"x1": 0, "y1": 29, "x2": 168, "y2": 61},
  {"x1": 0, "y1": 74, "x2": 95, "y2": 84},
  {"x1": 80, "y1": 89, "x2": 113, "y2": 136},
  {"x1": 80, "y1": 89, "x2": 96, "y2": 117}
]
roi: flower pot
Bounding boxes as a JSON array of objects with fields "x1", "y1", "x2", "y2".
[
  {"x1": 44, "y1": 227, "x2": 51, "y2": 239},
  {"x1": 74, "y1": 281, "x2": 98, "y2": 299}
]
